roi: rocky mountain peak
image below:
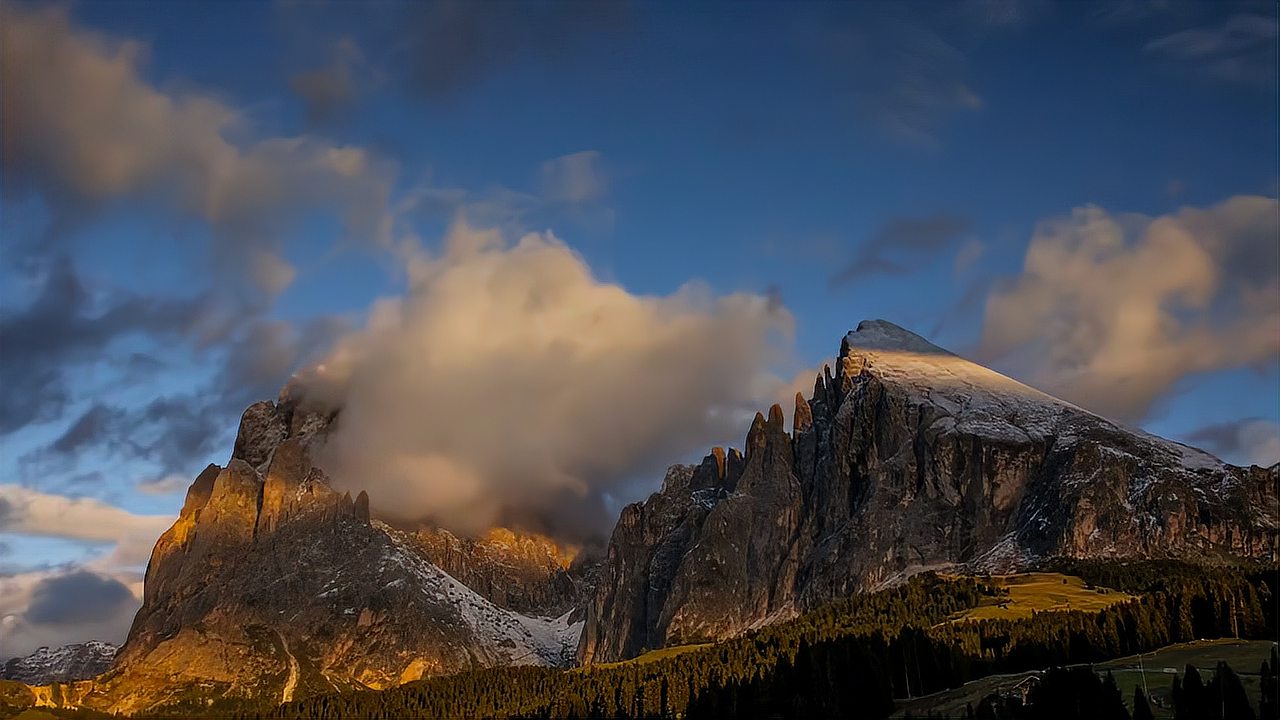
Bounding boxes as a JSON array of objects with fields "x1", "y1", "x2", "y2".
[
  {"x1": 232, "y1": 401, "x2": 287, "y2": 471},
  {"x1": 578, "y1": 321, "x2": 1280, "y2": 663},
  {"x1": 793, "y1": 392, "x2": 812, "y2": 435},
  {"x1": 84, "y1": 385, "x2": 582, "y2": 714}
]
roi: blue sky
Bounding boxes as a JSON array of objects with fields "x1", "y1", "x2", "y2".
[{"x1": 0, "y1": 0, "x2": 1277, "y2": 655}]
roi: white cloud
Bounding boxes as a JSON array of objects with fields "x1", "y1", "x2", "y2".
[
  {"x1": 312, "y1": 221, "x2": 794, "y2": 540},
  {"x1": 135, "y1": 474, "x2": 190, "y2": 496},
  {"x1": 0, "y1": 486, "x2": 170, "y2": 660},
  {"x1": 0, "y1": 485, "x2": 172, "y2": 568},
  {"x1": 981, "y1": 195, "x2": 1280, "y2": 422}
]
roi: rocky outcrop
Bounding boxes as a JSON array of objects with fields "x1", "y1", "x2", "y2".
[{"x1": 579, "y1": 320, "x2": 1280, "y2": 663}]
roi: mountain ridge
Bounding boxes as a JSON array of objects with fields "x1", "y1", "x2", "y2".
[
  {"x1": 0, "y1": 642, "x2": 116, "y2": 686},
  {"x1": 577, "y1": 319, "x2": 1277, "y2": 662},
  {"x1": 23, "y1": 319, "x2": 1275, "y2": 711}
]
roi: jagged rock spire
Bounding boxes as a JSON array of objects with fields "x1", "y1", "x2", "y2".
[
  {"x1": 793, "y1": 392, "x2": 812, "y2": 435},
  {"x1": 745, "y1": 412, "x2": 768, "y2": 459}
]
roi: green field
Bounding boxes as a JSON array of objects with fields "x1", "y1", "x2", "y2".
[
  {"x1": 952, "y1": 572, "x2": 1134, "y2": 622},
  {"x1": 892, "y1": 638, "x2": 1276, "y2": 719},
  {"x1": 1096, "y1": 639, "x2": 1275, "y2": 719},
  {"x1": 578, "y1": 643, "x2": 712, "y2": 671}
]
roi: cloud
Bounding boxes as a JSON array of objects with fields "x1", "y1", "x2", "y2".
[
  {"x1": 953, "y1": 238, "x2": 986, "y2": 276},
  {"x1": 0, "y1": 485, "x2": 172, "y2": 567},
  {"x1": 289, "y1": 37, "x2": 369, "y2": 125},
  {"x1": 980, "y1": 195, "x2": 1280, "y2": 422},
  {"x1": 24, "y1": 570, "x2": 135, "y2": 626},
  {"x1": 16, "y1": 314, "x2": 352, "y2": 482},
  {"x1": 392, "y1": 151, "x2": 616, "y2": 239},
  {"x1": 1145, "y1": 11, "x2": 1278, "y2": 88},
  {"x1": 1185, "y1": 418, "x2": 1280, "y2": 467},
  {"x1": 310, "y1": 221, "x2": 793, "y2": 541},
  {"x1": 0, "y1": 484, "x2": 173, "y2": 659},
  {"x1": 0, "y1": 568, "x2": 140, "y2": 661},
  {"x1": 0, "y1": 2, "x2": 395, "y2": 300},
  {"x1": 135, "y1": 474, "x2": 189, "y2": 496},
  {"x1": 539, "y1": 151, "x2": 609, "y2": 205},
  {"x1": 831, "y1": 212, "x2": 975, "y2": 286},
  {"x1": 386, "y1": 1, "x2": 629, "y2": 101},
  {"x1": 0, "y1": 257, "x2": 204, "y2": 435},
  {"x1": 810, "y1": 4, "x2": 996, "y2": 147}
]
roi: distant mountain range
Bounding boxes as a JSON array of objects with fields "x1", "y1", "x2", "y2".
[
  {"x1": 23, "y1": 320, "x2": 1278, "y2": 713},
  {"x1": 1, "y1": 642, "x2": 116, "y2": 685}
]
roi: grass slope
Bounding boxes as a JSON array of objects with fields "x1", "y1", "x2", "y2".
[{"x1": 951, "y1": 572, "x2": 1134, "y2": 622}]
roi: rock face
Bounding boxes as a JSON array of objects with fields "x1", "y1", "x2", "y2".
[
  {"x1": 1, "y1": 642, "x2": 116, "y2": 685},
  {"x1": 407, "y1": 527, "x2": 588, "y2": 617},
  {"x1": 69, "y1": 391, "x2": 581, "y2": 715},
  {"x1": 579, "y1": 320, "x2": 1280, "y2": 663}
]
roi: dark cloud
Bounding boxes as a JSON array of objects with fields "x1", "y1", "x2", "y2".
[
  {"x1": 0, "y1": 258, "x2": 205, "y2": 434},
  {"x1": 217, "y1": 317, "x2": 353, "y2": 405},
  {"x1": 388, "y1": 1, "x2": 631, "y2": 101},
  {"x1": 831, "y1": 213, "x2": 974, "y2": 287},
  {"x1": 1185, "y1": 418, "x2": 1280, "y2": 467},
  {"x1": 24, "y1": 571, "x2": 135, "y2": 625},
  {"x1": 50, "y1": 404, "x2": 126, "y2": 456},
  {"x1": 290, "y1": 38, "x2": 367, "y2": 125},
  {"x1": 810, "y1": 6, "x2": 987, "y2": 147},
  {"x1": 17, "y1": 315, "x2": 352, "y2": 480}
]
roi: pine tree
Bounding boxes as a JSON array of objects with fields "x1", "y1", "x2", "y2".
[
  {"x1": 1133, "y1": 687, "x2": 1155, "y2": 720},
  {"x1": 1101, "y1": 670, "x2": 1129, "y2": 720},
  {"x1": 1210, "y1": 660, "x2": 1256, "y2": 720},
  {"x1": 1265, "y1": 656, "x2": 1279, "y2": 720}
]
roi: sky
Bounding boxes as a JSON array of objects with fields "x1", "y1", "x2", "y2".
[{"x1": 0, "y1": 0, "x2": 1277, "y2": 658}]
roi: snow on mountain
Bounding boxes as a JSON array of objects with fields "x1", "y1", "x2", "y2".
[
  {"x1": 379, "y1": 524, "x2": 582, "y2": 667},
  {"x1": 1, "y1": 641, "x2": 116, "y2": 685},
  {"x1": 842, "y1": 320, "x2": 1228, "y2": 473}
]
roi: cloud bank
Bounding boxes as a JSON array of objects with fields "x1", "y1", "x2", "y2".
[
  {"x1": 0, "y1": 486, "x2": 172, "y2": 659},
  {"x1": 0, "y1": 2, "x2": 394, "y2": 300},
  {"x1": 981, "y1": 195, "x2": 1279, "y2": 422},
  {"x1": 312, "y1": 222, "x2": 793, "y2": 540}
]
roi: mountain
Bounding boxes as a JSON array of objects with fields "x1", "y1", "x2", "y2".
[
  {"x1": 28, "y1": 319, "x2": 1277, "y2": 712},
  {"x1": 1, "y1": 642, "x2": 116, "y2": 685},
  {"x1": 54, "y1": 386, "x2": 582, "y2": 716},
  {"x1": 577, "y1": 320, "x2": 1279, "y2": 663}
]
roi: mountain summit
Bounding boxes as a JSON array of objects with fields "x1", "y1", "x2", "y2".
[{"x1": 578, "y1": 320, "x2": 1278, "y2": 663}]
